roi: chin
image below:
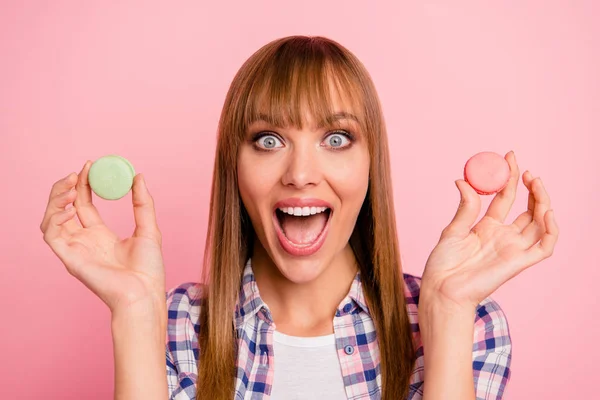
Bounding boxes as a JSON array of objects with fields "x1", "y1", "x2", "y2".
[{"x1": 271, "y1": 252, "x2": 331, "y2": 284}]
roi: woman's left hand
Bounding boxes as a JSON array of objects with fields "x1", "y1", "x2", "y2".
[{"x1": 421, "y1": 151, "x2": 559, "y2": 310}]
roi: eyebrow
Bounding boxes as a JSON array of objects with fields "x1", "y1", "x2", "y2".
[
  {"x1": 249, "y1": 111, "x2": 360, "y2": 128},
  {"x1": 320, "y1": 112, "x2": 359, "y2": 127}
]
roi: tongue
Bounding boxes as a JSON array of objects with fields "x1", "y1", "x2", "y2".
[{"x1": 281, "y1": 213, "x2": 327, "y2": 244}]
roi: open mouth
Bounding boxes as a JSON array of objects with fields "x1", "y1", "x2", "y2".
[{"x1": 273, "y1": 205, "x2": 332, "y2": 256}]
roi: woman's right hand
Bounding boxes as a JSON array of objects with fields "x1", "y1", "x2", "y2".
[{"x1": 40, "y1": 160, "x2": 166, "y2": 315}]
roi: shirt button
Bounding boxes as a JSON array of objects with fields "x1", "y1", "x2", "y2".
[
  {"x1": 343, "y1": 303, "x2": 352, "y2": 313},
  {"x1": 344, "y1": 345, "x2": 355, "y2": 355}
]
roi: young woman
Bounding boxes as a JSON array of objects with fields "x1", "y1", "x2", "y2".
[{"x1": 40, "y1": 36, "x2": 558, "y2": 400}]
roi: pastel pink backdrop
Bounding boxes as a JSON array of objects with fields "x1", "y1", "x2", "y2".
[{"x1": 1, "y1": 1, "x2": 598, "y2": 398}]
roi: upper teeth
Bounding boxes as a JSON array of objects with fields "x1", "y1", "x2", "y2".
[{"x1": 279, "y1": 206, "x2": 329, "y2": 216}]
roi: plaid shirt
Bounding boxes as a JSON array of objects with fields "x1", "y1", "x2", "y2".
[{"x1": 166, "y1": 259, "x2": 512, "y2": 399}]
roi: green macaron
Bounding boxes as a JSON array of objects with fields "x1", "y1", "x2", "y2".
[{"x1": 88, "y1": 155, "x2": 136, "y2": 200}]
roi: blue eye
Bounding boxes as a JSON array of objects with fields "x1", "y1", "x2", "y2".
[
  {"x1": 255, "y1": 134, "x2": 284, "y2": 150},
  {"x1": 323, "y1": 131, "x2": 352, "y2": 149}
]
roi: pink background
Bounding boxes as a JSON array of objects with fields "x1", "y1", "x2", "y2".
[{"x1": 1, "y1": 1, "x2": 598, "y2": 398}]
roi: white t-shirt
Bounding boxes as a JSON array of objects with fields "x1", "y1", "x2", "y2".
[{"x1": 269, "y1": 330, "x2": 348, "y2": 400}]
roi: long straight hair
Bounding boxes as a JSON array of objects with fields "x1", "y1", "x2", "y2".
[{"x1": 197, "y1": 36, "x2": 415, "y2": 400}]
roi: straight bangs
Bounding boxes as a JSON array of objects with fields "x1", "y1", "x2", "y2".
[{"x1": 227, "y1": 37, "x2": 377, "y2": 146}]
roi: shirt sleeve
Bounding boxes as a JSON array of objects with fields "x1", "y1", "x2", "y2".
[
  {"x1": 472, "y1": 297, "x2": 512, "y2": 400},
  {"x1": 165, "y1": 285, "x2": 201, "y2": 400},
  {"x1": 166, "y1": 344, "x2": 181, "y2": 396}
]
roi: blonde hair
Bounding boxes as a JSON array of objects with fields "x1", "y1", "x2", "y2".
[{"x1": 198, "y1": 35, "x2": 415, "y2": 400}]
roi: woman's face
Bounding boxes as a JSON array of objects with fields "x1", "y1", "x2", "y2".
[{"x1": 237, "y1": 89, "x2": 370, "y2": 284}]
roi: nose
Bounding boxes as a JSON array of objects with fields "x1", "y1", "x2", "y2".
[{"x1": 281, "y1": 144, "x2": 322, "y2": 189}]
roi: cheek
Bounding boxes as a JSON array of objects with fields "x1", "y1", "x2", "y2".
[
  {"x1": 328, "y1": 151, "x2": 370, "y2": 203},
  {"x1": 237, "y1": 151, "x2": 279, "y2": 226},
  {"x1": 238, "y1": 160, "x2": 259, "y2": 215}
]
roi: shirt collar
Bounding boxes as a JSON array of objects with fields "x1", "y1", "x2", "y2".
[{"x1": 234, "y1": 258, "x2": 371, "y2": 329}]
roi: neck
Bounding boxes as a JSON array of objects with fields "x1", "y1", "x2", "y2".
[{"x1": 251, "y1": 243, "x2": 358, "y2": 337}]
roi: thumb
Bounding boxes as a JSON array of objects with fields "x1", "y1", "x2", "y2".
[
  {"x1": 442, "y1": 179, "x2": 481, "y2": 239},
  {"x1": 132, "y1": 174, "x2": 161, "y2": 244}
]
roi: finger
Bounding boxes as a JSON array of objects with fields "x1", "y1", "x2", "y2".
[
  {"x1": 48, "y1": 172, "x2": 77, "y2": 199},
  {"x1": 40, "y1": 173, "x2": 79, "y2": 233},
  {"x1": 132, "y1": 174, "x2": 162, "y2": 245},
  {"x1": 74, "y1": 160, "x2": 105, "y2": 228},
  {"x1": 521, "y1": 177, "x2": 551, "y2": 245},
  {"x1": 43, "y1": 207, "x2": 77, "y2": 248},
  {"x1": 519, "y1": 209, "x2": 559, "y2": 269},
  {"x1": 485, "y1": 151, "x2": 519, "y2": 223},
  {"x1": 441, "y1": 179, "x2": 481, "y2": 240},
  {"x1": 41, "y1": 188, "x2": 79, "y2": 234},
  {"x1": 512, "y1": 170, "x2": 535, "y2": 231},
  {"x1": 43, "y1": 208, "x2": 82, "y2": 277}
]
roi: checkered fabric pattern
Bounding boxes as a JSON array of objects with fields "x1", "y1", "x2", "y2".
[{"x1": 166, "y1": 259, "x2": 512, "y2": 399}]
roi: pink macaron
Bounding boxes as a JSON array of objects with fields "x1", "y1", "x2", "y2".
[{"x1": 463, "y1": 152, "x2": 510, "y2": 195}]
